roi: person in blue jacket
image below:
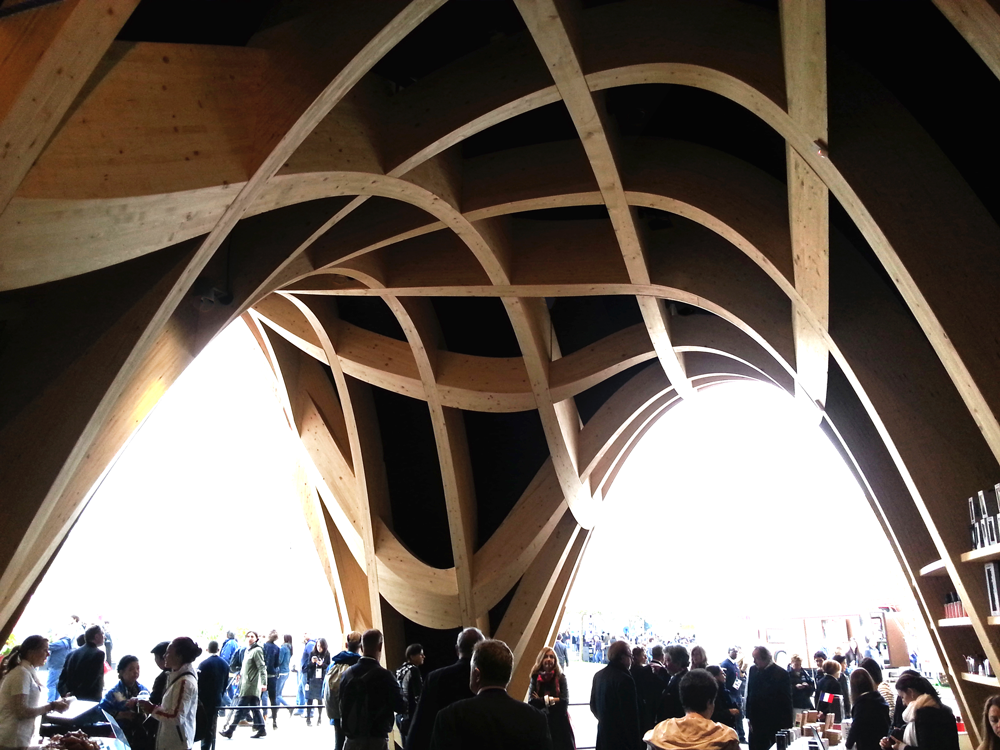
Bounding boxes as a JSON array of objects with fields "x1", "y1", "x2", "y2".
[{"x1": 45, "y1": 635, "x2": 73, "y2": 702}]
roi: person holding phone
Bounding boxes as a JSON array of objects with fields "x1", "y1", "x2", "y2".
[{"x1": 879, "y1": 673, "x2": 958, "y2": 750}]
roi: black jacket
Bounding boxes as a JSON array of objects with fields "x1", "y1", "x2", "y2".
[
  {"x1": 338, "y1": 656, "x2": 404, "y2": 739},
  {"x1": 846, "y1": 691, "x2": 890, "y2": 750},
  {"x1": 816, "y1": 674, "x2": 845, "y2": 722},
  {"x1": 893, "y1": 700, "x2": 959, "y2": 750},
  {"x1": 58, "y1": 644, "x2": 106, "y2": 701},
  {"x1": 590, "y1": 661, "x2": 642, "y2": 750},
  {"x1": 711, "y1": 680, "x2": 740, "y2": 727},
  {"x1": 656, "y1": 668, "x2": 687, "y2": 723},
  {"x1": 198, "y1": 654, "x2": 232, "y2": 710},
  {"x1": 405, "y1": 658, "x2": 474, "y2": 750},
  {"x1": 430, "y1": 689, "x2": 552, "y2": 750},
  {"x1": 630, "y1": 664, "x2": 661, "y2": 732},
  {"x1": 788, "y1": 667, "x2": 815, "y2": 709},
  {"x1": 746, "y1": 663, "x2": 792, "y2": 750}
]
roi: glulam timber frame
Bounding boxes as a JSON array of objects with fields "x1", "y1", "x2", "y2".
[{"x1": 2, "y1": 0, "x2": 1000, "y2": 738}]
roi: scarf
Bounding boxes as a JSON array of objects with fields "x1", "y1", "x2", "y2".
[
  {"x1": 901, "y1": 693, "x2": 937, "y2": 747},
  {"x1": 535, "y1": 670, "x2": 560, "y2": 696}
]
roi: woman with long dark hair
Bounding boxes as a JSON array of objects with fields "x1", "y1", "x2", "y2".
[
  {"x1": 139, "y1": 637, "x2": 202, "y2": 750},
  {"x1": 526, "y1": 646, "x2": 575, "y2": 750},
  {"x1": 305, "y1": 637, "x2": 330, "y2": 726},
  {"x1": 978, "y1": 694, "x2": 1000, "y2": 750},
  {"x1": 0, "y1": 636, "x2": 69, "y2": 749},
  {"x1": 879, "y1": 673, "x2": 958, "y2": 750},
  {"x1": 845, "y1": 667, "x2": 889, "y2": 750}
]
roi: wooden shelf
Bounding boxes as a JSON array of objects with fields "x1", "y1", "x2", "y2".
[
  {"x1": 962, "y1": 672, "x2": 1000, "y2": 687},
  {"x1": 938, "y1": 617, "x2": 972, "y2": 627},
  {"x1": 919, "y1": 559, "x2": 948, "y2": 577},
  {"x1": 961, "y1": 544, "x2": 1000, "y2": 564}
]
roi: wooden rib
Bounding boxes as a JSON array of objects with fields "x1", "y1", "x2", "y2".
[
  {"x1": 780, "y1": 0, "x2": 830, "y2": 409},
  {"x1": 338, "y1": 261, "x2": 482, "y2": 630},
  {"x1": 295, "y1": 460, "x2": 348, "y2": 634},
  {"x1": 494, "y1": 510, "x2": 581, "y2": 680},
  {"x1": 0, "y1": 0, "x2": 138, "y2": 216},
  {"x1": 281, "y1": 293, "x2": 389, "y2": 636},
  {"x1": 932, "y1": 0, "x2": 1000, "y2": 81},
  {"x1": 472, "y1": 459, "x2": 567, "y2": 615},
  {"x1": 514, "y1": 0, "x2": 692, "y2": 398},
  {"x1": 508, "y1": 528, "x2": 589, "y2": 697}
]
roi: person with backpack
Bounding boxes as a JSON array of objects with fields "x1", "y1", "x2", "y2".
[
  {"x1": 326, "y1": 632, "x2": 362, "y2": 750},
  {"x1": 338, "y1": 630, "x2": 404, "y2": 750},
  {"x1": 395, "y1": 645, "x2": 425, "y2": 738}
]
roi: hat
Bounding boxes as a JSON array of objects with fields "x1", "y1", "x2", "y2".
[{"x1": 151, "y1": 641, "x2": 170, "y2": 657}]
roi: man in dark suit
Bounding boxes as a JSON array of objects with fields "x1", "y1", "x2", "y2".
[
  {"x1": 745, "y1": 646, "x2": 793, "y2": 750},
  {"x1": 590, "y1": 640, "x2": 642, "y2": 750},
  {"x1": 198, "y1": 640, "x2": 231, "y2": 750},
  {"x1": 405, "y1": 627, "x2": 484, "y2": 750},
  {"x1": 429, "y1": 639, "x2": 550, "y2": 750},
  {"x1": 338, "y1": 629, "x2": 405, "y2": 750},
  {"x1": 656, "y1": 644, "x2": 690, "y2": 722},
  {"x1": 57, "y1": 625, "x2": 107, "y2": 701}
]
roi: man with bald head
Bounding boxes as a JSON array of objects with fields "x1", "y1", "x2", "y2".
[
  {"x1": 590, "y1": 640, "x2": 643, "y2": 750},
  {"x1": 405, "y1": 627, "x2": 484, "y2": 750}
]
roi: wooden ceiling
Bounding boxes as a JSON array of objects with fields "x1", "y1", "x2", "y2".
[{"x1": 2, "y1": 0, "x2": 1000, "y2": 731}]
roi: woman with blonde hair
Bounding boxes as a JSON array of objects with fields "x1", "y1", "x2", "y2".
[
  {"x1": 0, "y1": 636, "x2": 70, "y2": 749},
  {"x1": 526, "y1": 646, "x2": 574, "y2": 750}
]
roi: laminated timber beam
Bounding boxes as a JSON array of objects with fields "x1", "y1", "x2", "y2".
[{"x1": 3, "y1": 2, "x2": 1000, "y2": 734}]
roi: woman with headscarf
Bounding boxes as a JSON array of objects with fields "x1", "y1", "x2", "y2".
[
  {"x1": 0, "y1": 636, "x2": 70, "y2": 749},
  {"x1": 138, "y1": 637, "x2": 202, "y2": 750},
  {"x1": 879, "y1": 672, "x2": 958, "y2": 750},
  {"x1": 526, "y1": 646, "x2": 575, "y2": 750}
]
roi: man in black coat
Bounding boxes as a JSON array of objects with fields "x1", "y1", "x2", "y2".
[
  {"x1": 429, "y1": 639, "x2": 551, "y2": 750},
  {"x1": 198, "y1": 641, "x2": 231, "y2": 750},
  {"x1": 590, "y1": 640, "x2": 642, "y2": 750},
  {"x1": 656, "y1": 645, "x2": 690, "y2": 722},
  {"x1": 405, "y1": 627, "x2": 484, "y2": 750},
  {"x1": 338, "y1": 629, "x2": 404, "y2": 749},
  {"x1": 57, "y1": 625, "x2": 107, "y2": 701},
  {"x1": 745, "y1": 646, "x2": 793, "y2": 750}
]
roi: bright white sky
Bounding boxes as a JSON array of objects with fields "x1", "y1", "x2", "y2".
[
  {"x1": 15, "y1": 322, "x2": 915, "y2": 674},
  {"x1": 564, "y1": 379, "x2": 914, "y2": 652},
  {"x1": 15, "y1": 321, "x2": 340, "y2": 676}
]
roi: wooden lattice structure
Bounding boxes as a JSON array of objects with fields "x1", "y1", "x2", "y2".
[{"x1": 3, "y1": 0, "x2": 1000, "y2": 739}]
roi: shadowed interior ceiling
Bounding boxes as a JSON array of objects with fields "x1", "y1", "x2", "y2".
[{"x1": 2, "y1": 0, "x2": 1000, "y2": 733}]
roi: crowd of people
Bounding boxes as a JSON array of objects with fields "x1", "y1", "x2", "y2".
[
  {"x1": 587, "y1": 639, "x2": 964, "y2": 750},
  {"x1": 0, "y1": 624, "x2": 983, "y2": 750}
]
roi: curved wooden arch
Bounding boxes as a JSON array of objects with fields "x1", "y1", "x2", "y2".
[{"x1": 4, "y1": 1, "x2": 1000, "y2": 735}]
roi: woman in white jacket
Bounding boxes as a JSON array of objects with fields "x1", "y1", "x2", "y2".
[{"x1": 139, "y1": 638, "x2": 201, "y2": 750}]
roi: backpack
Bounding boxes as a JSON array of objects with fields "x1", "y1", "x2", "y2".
[
  {"x1": 193, "y1": 698, "x2": 210, "y2": 742},
  {"x1": 325, "y1": 661, "x2": 353, "y2": 720},
  {"x1": 339, "y1": 667, "x2": 379, "y2": 738},
  {"x1": 393, "y1": 663, "x2": 413, "y2": 689}
]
